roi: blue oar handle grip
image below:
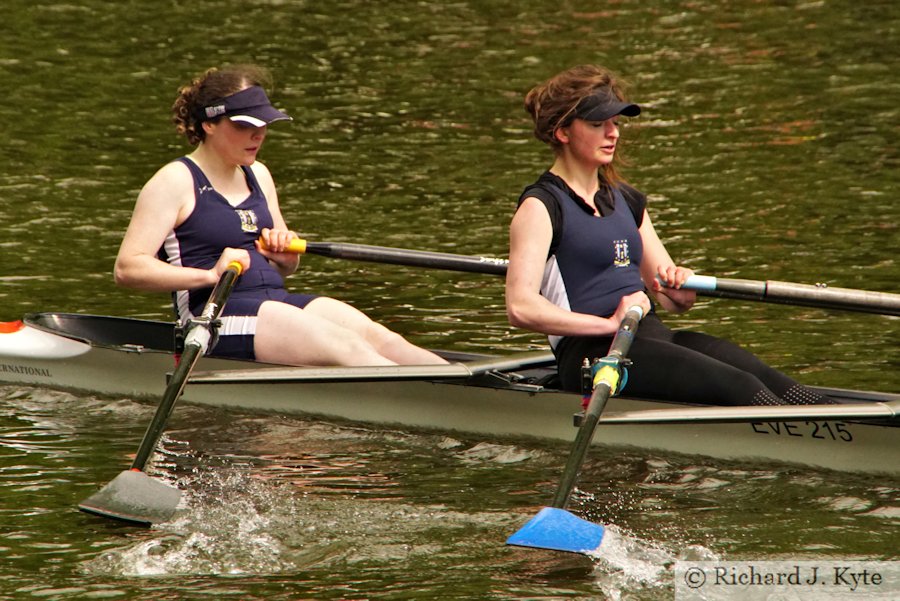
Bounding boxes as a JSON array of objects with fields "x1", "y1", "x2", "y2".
[
  {"x1": 656, "y1": 274, "x2": 718, "y2": 292},
  {"x1": 681, "y1": 274, "x2": 717, "y2": 291}
]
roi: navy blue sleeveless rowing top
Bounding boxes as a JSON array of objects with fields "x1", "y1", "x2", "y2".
[
  {"x1": 158, "y1": 157, "x2": 286, "y2": 320},
  {"x1": 537, "y1": 183, "x2": 645, "y2": 349}
]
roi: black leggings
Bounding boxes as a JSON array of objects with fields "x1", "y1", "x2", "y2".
[{"x1": 555, "y1": 313, "x2": 833, "y2": 406}]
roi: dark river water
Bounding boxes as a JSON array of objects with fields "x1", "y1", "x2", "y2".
[{"x1": 1, "y1": 0, "x2": 897, "y2": 599}]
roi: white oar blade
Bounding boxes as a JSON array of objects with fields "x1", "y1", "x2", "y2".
[
  {"x1": 78, "y1": 470, "x2": 181, "y2": 526},
  {"x1": 506, "y1": 507, "x2": 606, "y2": 555}
]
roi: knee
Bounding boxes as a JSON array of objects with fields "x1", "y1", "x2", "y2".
[
  {"x1": 669, "y1": 366, "x2": 773, "y2": 406},
  {"x1": 331, "y1": 333, "x2": 385, "y2": 361},
  {"x1": 712, "y1": 369, "x2": 775, "y2": 405},
  {"x1": 367, "y1": 323, "x2": 408, "y2": 351}
]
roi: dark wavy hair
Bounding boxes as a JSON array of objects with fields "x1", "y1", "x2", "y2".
[
  {"x1": 172, "y1": 64, "x2": 274, "y2": 145},
  {"x1": 524, "y1": 65, "x2": 634, "y2": 187}
]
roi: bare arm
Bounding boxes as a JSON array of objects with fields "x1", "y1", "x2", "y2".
[
  {"x1": 250, "y1": 162, "x2": 300, "y2": 278},
  {"x1": 114, "y1": 162, "x2": 249, "y2": 292},
  {"x1": 637, "y1": 209, "x2": 696, "y2": 313},
  {"x1": 505, "y1": 197, "x2": 649, "y2": 337}
]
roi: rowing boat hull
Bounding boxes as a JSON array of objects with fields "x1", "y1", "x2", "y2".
[
  {"x1": 183, "y1": 374, "x2": 899, "y2": 476},
  {"x1": 2, "y1": 313, "x2": 897, "y2": 475}
]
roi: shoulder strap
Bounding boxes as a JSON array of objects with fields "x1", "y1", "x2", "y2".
[
  {"x1": 618, "y1": 183, "x2": 646, "y2": 228},
  {"x1": 240, "y1": 164, "x2": 261, "y2": 194},
  {"x1": 176, "y1": 156, "x2": 212, "y2": 192}
]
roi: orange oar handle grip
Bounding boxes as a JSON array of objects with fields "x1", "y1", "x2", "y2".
[{"x1": 257, "y1": 237, "x2": 308, "y2": 254}]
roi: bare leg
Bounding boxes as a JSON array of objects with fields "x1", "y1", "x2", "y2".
[
  {"x1": 253, "y1": 299, "x2": 447, "y2": 366},
  {"x1": 253, "y1": 301, "x2": 396, "y2": 366},
  {"x1": 303, "y1": 297, "x2": 448, "y2": 365}
]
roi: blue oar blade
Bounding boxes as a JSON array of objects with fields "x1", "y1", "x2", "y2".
[{"x1": 506, "y1": 507, "x2": 606, "y2": 555}]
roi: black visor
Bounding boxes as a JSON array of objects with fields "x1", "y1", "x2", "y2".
[{"x1": 573, "y1": 91, "x2": 640, "y2": 122}]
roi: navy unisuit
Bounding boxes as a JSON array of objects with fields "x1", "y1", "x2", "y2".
[
  {"x1": 157, "y1": 157, "x2": 317, "y2": 360},
  {"x1": 517, "y1": 172, "x2": 833, "y2": 406}
]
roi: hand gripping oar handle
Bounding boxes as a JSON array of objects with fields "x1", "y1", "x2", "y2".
[
  {"x1": 130, "y1": 261, "x2": 244, "y2": 471},
  {"x1": 551, "y1": 305, "x2": 644, "y2": 509}
]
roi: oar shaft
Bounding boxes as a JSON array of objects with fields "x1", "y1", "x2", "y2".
[
  {"x1": 551, "y1": 390, "x2": 611, "y2": 509},
  {"x1": 290, "y1": 239, "x2": 508, "y2": 275},
  {"x1": 682, "y1": 275, "x2": 900, "y2": 316},
  {"x1": 551, "y1": 307, "x2": 643, "y2": 509},
  {"x1": 131, "y1": 344, "x2": 203, "y2": 470},
  {"x1": 130, "y1": 263, "x2": 242, "y2": 471},
  {"x1": 284, "y1": 238, "x2": 898, "y2": 315}
]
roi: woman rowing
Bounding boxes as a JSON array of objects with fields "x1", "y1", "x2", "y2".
[
  {"x1": 505, "y1": 64, "x2": 832, "y2": 406},
  {"x1": 115, "y1": 64, "x2": 445, "y2": 367}
]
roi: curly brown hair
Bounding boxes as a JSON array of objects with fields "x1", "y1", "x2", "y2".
[
  {"x1": 524, "y1": 65, "x2": 635, "y2": 186},
  {"x1": 172, "y1": 64, "x2": 275, "y2": 145}
]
